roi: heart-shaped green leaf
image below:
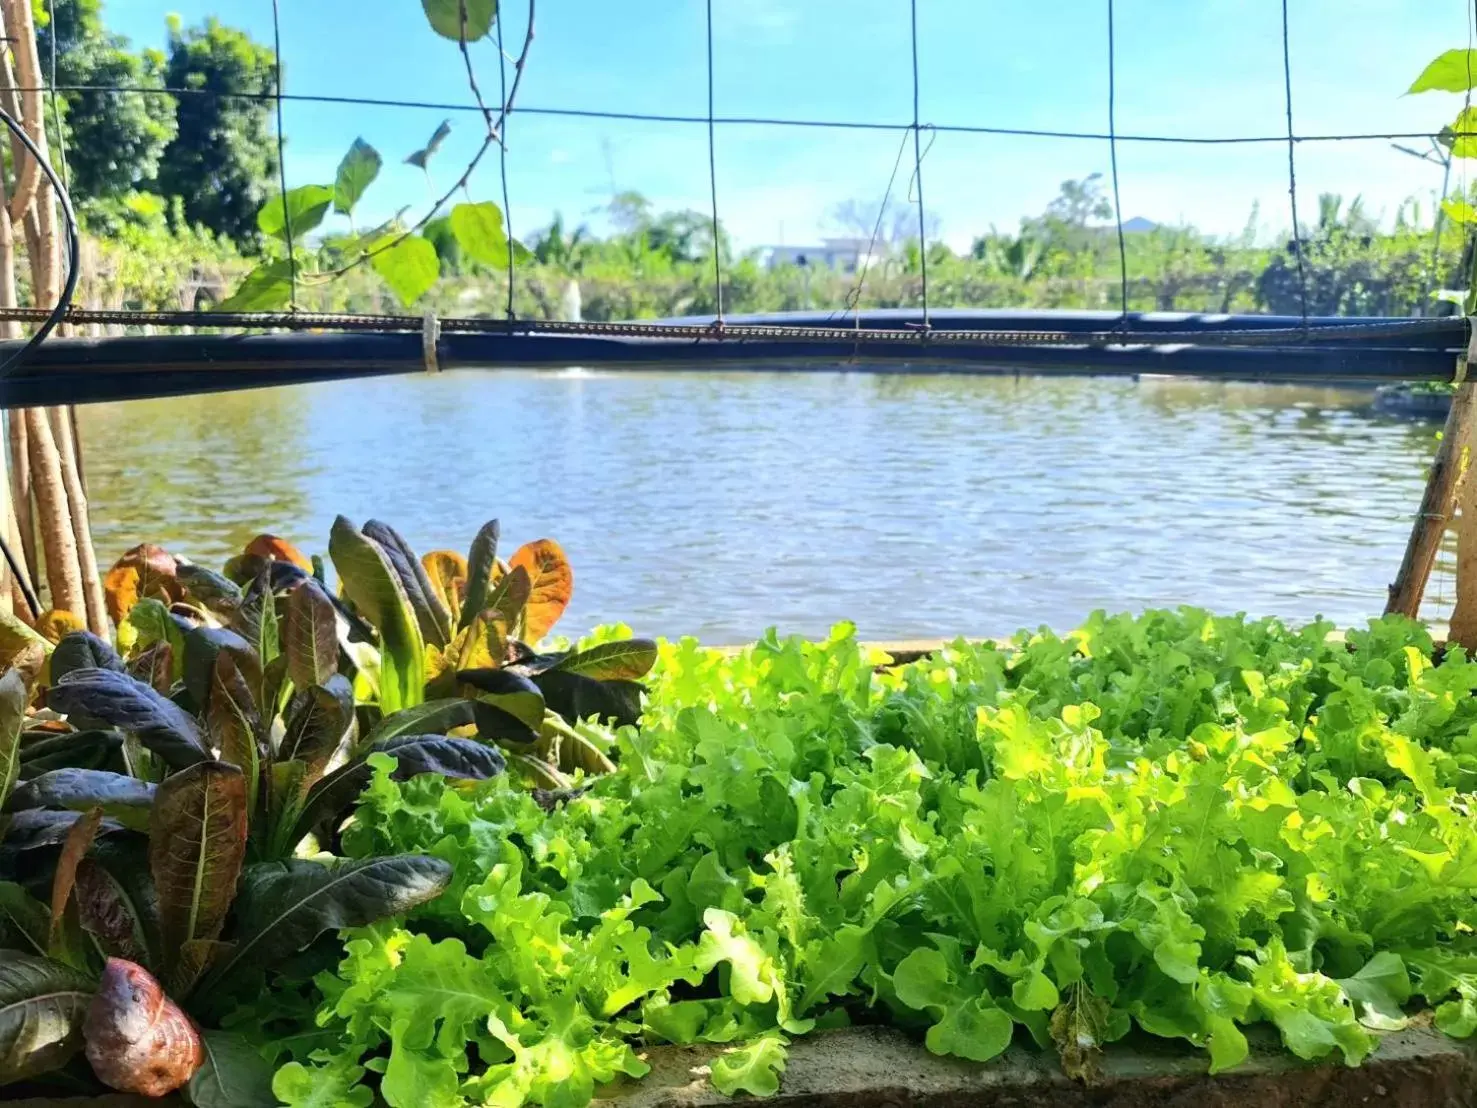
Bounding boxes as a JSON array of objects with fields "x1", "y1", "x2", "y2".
[
  {"x1": 449, "y1": 201, "x2": 510, "y2": 269},
  {"x1": 370, "y1": 234, "x2": 440, "y2": 306},
  {"x1": 333, "y1": 138, "x2": 382, "y2": 215},
  {"x1": 257, "y1": 184, "x2": 335, "y2": 241},
  {"x1": 216, "y1": 261, "x2": 295, "y2": 312},
  {"x1": 420, "y1": 0, "x2": 496, "y2": 43}
]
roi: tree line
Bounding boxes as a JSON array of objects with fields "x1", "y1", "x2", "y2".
[
  {"x1": 45, "y1": 0, "x2": 1469, "y2": 323},
  {"x1": 41, "y1": 0, "x2": 276, "y2": 246}
]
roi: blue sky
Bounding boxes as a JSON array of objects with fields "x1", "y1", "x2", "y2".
[{"x1": 107, "y1": 0, "x2": 1475, "y2": 251}]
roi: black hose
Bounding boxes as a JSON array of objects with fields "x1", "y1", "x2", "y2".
[
  {"x1": 1, "y1": 527, "x2": 38, "y2": 620},
  {"x1": 0, "y1": 99, "x2": 80, "y2": 620},
  {"x1": 0, "y1": 99, "x2": 79, "y2": 379}
]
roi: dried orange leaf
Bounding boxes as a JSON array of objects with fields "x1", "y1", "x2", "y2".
[
  {"x1": 35, "y1": 610, "x2": 84, "y2": 644},
  {"x1": 507, "y1": 540, "x2": 572, "y2": 642}
]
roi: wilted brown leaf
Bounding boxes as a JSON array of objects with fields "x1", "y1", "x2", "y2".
[
  {"x1": 104, "y1": 545, "x2": 180, "y2": 626},
  {"x1": 0, "y1": 610, "x2": 52, "y2": 675},
  {"x1": 49, "y1": 806, "x2": 103, "y2": 951},
  {"x1": 128, "y1": 642, "x2": 174, "y2": 695},
  {"x1": 83, "y1": 958, "x2": 203, "y2": 1096}
]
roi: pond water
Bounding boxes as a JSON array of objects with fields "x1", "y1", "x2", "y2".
[{"x1": 75, "y1": 370, "x2": 1446, "y2": 644}]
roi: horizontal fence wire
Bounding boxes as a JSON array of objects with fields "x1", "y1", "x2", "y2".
[
  {"x1": 23, "y1": 84, "x2": 1477, "y2": 146},
  {"x1": 17, "y1": 4, "x2": 1477, "y2": 380},
  {"x1": 4, "y1": 306, "x2": 1466, "y2": 348}
]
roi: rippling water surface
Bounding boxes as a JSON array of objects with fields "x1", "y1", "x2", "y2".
[{"x1": 75, "y1": 371, "x2": 1444, "y2": 643}]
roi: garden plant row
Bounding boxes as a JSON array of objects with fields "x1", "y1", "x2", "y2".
[{"x1": 1, "y1": 514, "x2": 1477, "y2": 1105}]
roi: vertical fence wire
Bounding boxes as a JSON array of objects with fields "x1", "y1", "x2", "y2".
[
  {"x1": 1463, "y1": 1, "x2": 1477, "y2": 308},
  {"x1": 704, "y1": 0, "x2": 724, "y2": 321},
  {"x1": 496, "y1": 8, "x2": 516, "y2": 319},
  {"x1": 269, "y1": 0, "x2": 297, "y2": 310},
  {"x1": 1105, "y1": 0, "x2": 1128, "y2": 332},
  {"x1": 1280, "y1": 0, "x2": 1308, "y2": 333},
  {"x1": 45, "y1": 0, "x2": 67, "y2": 189},
  {"x1": 908, "y1": 0, "x2": 929, "y2": 327}
]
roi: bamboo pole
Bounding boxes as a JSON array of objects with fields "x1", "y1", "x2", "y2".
[
  {"x1": 1387, "y1": 341, "x2": 1477, "y2": 619},
  {"x1": 1, "y1": 1, "x2": 38, "y2": 230},
  {"x1": 23, "y1": 408, "x2": 79, "y2": 616},
  {"x1": 2, "y1": 0, "x2": 103, "y2": 628},
  {"x1": 8, "y1": 411, "x2": 33, "y2": 602},
  {"x1": 0, "y1": 13, "x2": 31, "y2": 614},
  {"x1": 50, "y1": 408, "x2": 103, "y2": 632}
]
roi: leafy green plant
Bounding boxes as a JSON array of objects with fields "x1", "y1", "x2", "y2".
[
  {"x1": 0, "y1": 728, "x2": 461, "y2": 1098},
  {"x1": 326, "y1": 516, "x2": 657, "y2": 783},
  {"x1": 0, "y1": 555, "x2": 509, "y2": 1097},
  {"x1": 262, "y1": 610, "x2": 1477, "y2": 1107}
]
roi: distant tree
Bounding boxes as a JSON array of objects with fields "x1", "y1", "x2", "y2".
[
  {"x1": 153, "y1": 16, "x2": 277, "y2": 249},
  {"x1": 1043, "y1": 173, "x2": 1113, "y2": 229},
  {"x1": 36, "y1": 0, "x2": 177, "y2": 210},
  {"x1": 532, "y1": 213, "x2": 591, "y2": 272},
  {"x1": 606, "y1": 191, "x2": 652, "y2": 235},
  {"x1": 830, "y1": 197, "x2": 939, "y2": 248}
]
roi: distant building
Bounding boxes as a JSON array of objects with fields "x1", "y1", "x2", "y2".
[
  {"x1": 761, "y1": 237, "x2": 880, "y2": 273},
  {"x1": 1121, "y1": 216, "x2": 1159, "y2": 233}
]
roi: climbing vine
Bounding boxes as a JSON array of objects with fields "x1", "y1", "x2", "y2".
[{"x1": 219, "y1": 0, "x2": 531, "y2": 312}]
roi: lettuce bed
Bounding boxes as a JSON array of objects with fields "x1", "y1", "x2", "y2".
[{"x1": 253, "y1": 608, "x2": 1477, "y2": 1107}]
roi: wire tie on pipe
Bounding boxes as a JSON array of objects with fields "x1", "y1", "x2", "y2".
[
  {"x1": 422, "y1": 311, "x2": 442, "y2": 374},
  {"x1": 1459, "y1": 317, "x2": 1477, "y2": 385}
]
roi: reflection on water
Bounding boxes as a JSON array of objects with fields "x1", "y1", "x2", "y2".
[{"x1": 76, "y1": 371, "x2": 1444, "y2": 643}]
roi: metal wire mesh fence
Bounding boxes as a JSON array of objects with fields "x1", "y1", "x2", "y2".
[{"x1": 14, "y1": 0, "x2": 1477, "y2": 348}]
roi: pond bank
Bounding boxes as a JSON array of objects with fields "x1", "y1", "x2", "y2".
[{"x1": 602, "y1": 1024, "x2": 1477, "y2": 1108}]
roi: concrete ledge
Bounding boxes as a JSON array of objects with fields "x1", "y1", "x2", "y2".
[
  {"x1": 599, "y1": 1024, "x2": 1477, "y2": 1108},
  {"x1": 10, "y1": 1024, "x2": 1475, "y2": 1106}
]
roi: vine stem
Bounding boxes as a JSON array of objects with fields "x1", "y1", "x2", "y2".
[{"x1": 322, "y1": 0, "x2": 534, "y2": 280}]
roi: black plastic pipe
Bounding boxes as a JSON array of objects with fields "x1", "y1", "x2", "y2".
[
  {"x1": 0, "y1": 321, "x2": 1459, "y2": 409},
  {"x1": 658, "y1": 308, "x2": 1468, "y2": 349}
]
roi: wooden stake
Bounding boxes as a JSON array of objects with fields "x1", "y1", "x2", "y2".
[
  {"x1": 1387, "y1": 340, "x2": 1477, "y2": 620},
  {"x1": 1452, "y1": 463, "x2": 1477, "y2": 647}
]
